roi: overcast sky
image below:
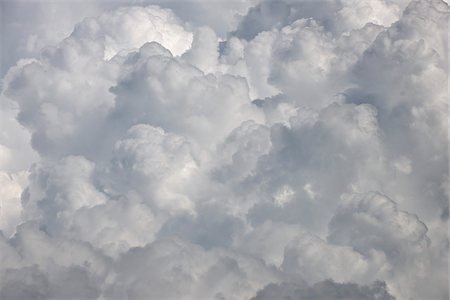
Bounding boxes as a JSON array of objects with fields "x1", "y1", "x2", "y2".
[{"x1": 0, "y1": 0, "x2": 448, "y2": 299}]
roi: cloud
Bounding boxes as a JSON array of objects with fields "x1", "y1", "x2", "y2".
[
  {"x1": 106, "y1": 237, "x2": 280, "y2": 300},
  {"x1": 327, "y1": 192, "x2": 446, "y2": 299},
  {"x1": 0, "y1": 224, "x2": 280, "y2": 300},
  {"x1": 110, "y1": 42, "x2": 264, "y2": 147},
  {"x1": 253, "y1": 279, "x2": 395, "y2": 300},
  {"x1": 0, "y1": 223, "x2": 110, "y2": 299},
  {"x1": 0, "y1": 171, "x2": 28, "y2": 238},
  {"x1": 328, "y1": 192, "x2": 429, "y2": 259},
  {"x1": 347, "y1": 0, "x2": 449, "y2": 222},
  {"x1": 0, "y1": 0, "x2": 104, "y2": 78},
  {"x1": 0, "y1": 0, "x2": 448, "y2": 299},
  {"x1": 232, "y1": 0, "x2": 408, "y2": 40},
  {"x1": 243, "y1": 102, "x2": 384, "y2": 235},
  {"x1": 74, "y1": 5, "x2": 193, "y2": 59}
]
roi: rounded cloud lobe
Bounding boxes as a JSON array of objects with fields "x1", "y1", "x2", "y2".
[{"x1": 0, "y1": 0, "x2": 448, "y2": 299}]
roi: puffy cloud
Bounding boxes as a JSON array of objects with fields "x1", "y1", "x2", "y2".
[
  {"x1": 74, "y1": 5, "x2": 193, "y2": 59},
  {"x1": 233, "y1": 0, "x2": 408, "y2": 40},
  {"x1": 1, "y1": 265, "x2": 100, "y2": 300},
  {"x1": 0, "y1": 97, "x2": 38, "y2": 172},
  {"x1": 0, "y1": 224, "x2": 280, "y2": 300},
  {"x1": 0, "y1": 171, "x2": 27, "y2": 237},
  {"x1": 3, "y1": 55, "x2": 115, "y2": 160},
  {"x1": 347, "y1": 0, "x2": 449, "y2": 222},
  {"x1": 106, "y1": 237, "x2": 280, "y2": 300},
  {"x1": 110, "y1": 43, "x2": 264, "y2": 146},
  {"x1": 110, "y1": 124, "x2": 199, "y2": 214},
  {"x1": 328, "y1": 192, "x2": 429, "y2": 259},
  {"x1": 21, "y1": 156, "x2": 107, "y2": 224},
  {"x1": 327, "y1": 192, "x2": 447, "y2": 299},
  {"x1": 225, "y1": 10, "x2": 387, "y2": 102},
  {"x1": 0, "y1": 223, "x2": 112, "y2": 300},
  {"x1": 146, "y1": 0, "x2": 259, "y2": 37},
  {"x1": 234, "y1": 220, "x2": 388, "y2": 284},
  {"x1": 182, "y1": 26, "x2": 219, "y2": 74},
  {"x1": 0, "y1": 0, "x2": 448, "y2": 299},
  {"x1": 244, "y1": 102, "x2": 384, "y2": 235},
  {"x1": 253, "y1": 279, "x2": 395, "y2": 300},
  {"x1": 0, "y1": 0, "x2": 104, "y2": 78},
  {"x1": 281, "y1": 231, "x2": 387, "y2": 285}
]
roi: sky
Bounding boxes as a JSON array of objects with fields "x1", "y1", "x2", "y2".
[{"x1": 0, "y1": 0, "x2": 448, "y2": 299}]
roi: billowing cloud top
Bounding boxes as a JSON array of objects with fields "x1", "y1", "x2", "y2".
[{"x1": 0, "y1": 0, "x2": 448, "y2": 299}]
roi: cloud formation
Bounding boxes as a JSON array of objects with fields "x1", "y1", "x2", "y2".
[{"x1": 0, "y1": 0, "x2": 448, "y2": 299}]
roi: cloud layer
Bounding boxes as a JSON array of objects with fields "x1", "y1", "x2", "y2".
[{"x1": 0, "y1": 0, "x2": 448, "y2": 299}]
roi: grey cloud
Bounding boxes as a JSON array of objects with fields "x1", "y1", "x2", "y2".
[
  {"x1": 245, "y1": 102, "x2": 383, "y2": 234},
  {"x1": 347, "y1": 0, "x2": 449, "y2": 221},
  {"x1": 232, "y1": 0, "x2": 340, "y2": 40},
  {"x1": 253, "y1": 280, "x2": 395, "y2": 300},
  {"x1": 1, "y1": 265, "x2": 101, "y2": 300},
  {"x1": 233, "y1": 0, "x2": 409, "y2": 41},
  {"x1": 0, "y1": 0, "x2": 448, "y2": 299},
  {"x1": 328, "y1": 192, "x2": 430, "y2": 260}
]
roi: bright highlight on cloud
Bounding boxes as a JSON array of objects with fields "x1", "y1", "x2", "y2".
[{"x1": 0, "y1": 0, "x2": 448, "y2": 299}]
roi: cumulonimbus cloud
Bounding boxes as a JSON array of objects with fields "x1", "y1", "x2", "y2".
[{"x1": 0, "y1": 0, "x2": 448, "y2": 299}]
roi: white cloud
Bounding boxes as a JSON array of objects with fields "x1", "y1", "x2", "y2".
[
  {"x1": 327, "y1": 192, "x2": 446, "y2": 299},
  {"x1": 77, "y1": 6, "x2": 193, "y2": 59},
  {"x1": 0, "y1": 171, "x2": 27, "y2": 237},
  {"x1": 0, "y1": 0, "x2": 448, "y2": 299}
]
